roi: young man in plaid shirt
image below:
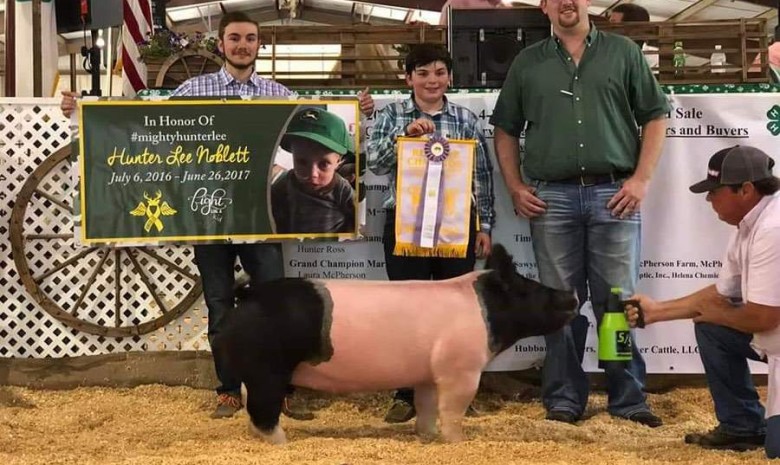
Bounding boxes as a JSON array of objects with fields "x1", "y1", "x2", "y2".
[{"x1": 367, "y1": 43, "x2": 496, "y2": 423}]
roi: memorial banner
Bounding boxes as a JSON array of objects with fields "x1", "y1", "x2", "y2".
[{"x1": 78, "y1": 100, "x2": 360, "y2": 244}]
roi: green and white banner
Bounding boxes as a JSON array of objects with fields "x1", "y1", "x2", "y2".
[
  {"x1": 74, "y1": 89, "x2": 780, "y2": 372},
  {"x1": 78, "y1": 100, "x2": 360, "y2": 244}
]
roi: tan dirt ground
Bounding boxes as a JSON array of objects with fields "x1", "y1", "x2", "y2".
[{"x1": 0, "y1": 384, "x2": 773, "y2": 465}]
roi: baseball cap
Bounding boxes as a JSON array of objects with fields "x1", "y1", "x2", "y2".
[
  {"x1": 689, "y1": 145, "x2": 776, "y2": 193},
  {"x1": 280, "y1": 107, "x2": 354, "y2": 156}
]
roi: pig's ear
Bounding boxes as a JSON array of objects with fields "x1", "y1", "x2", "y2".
[{"x1": 486, "y1": 243, "x2": 515, "y2": 281}]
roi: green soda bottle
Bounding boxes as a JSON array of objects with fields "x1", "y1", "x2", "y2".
[
  {"x1": 673, "y1": 41, "x2": 686, "y2": 78},
  {"x1": 597, "y1": 287, "x2": 633, "y2": 369}
]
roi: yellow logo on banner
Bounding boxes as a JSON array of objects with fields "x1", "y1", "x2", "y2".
[{"x1": 130, "y1": 191, "x2": 178, "y2": 233}]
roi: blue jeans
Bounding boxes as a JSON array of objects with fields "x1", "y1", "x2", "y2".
[
  {"x1": 194, "y1": 243, "x2": 284, "y2": 395},
  {"x1": 694, "y1": 322, "x2": 766, "y2": 435},
  {"x1": 529, "y1": 180, "x2": 649, "y2": 418},
  {"x1": 694, "y1": 323, "x2": 780, "y2": 458}
]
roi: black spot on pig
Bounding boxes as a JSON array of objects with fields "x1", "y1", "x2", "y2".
[{"x1": 476, "y1": 244, "x2": 578, "y2": 353}]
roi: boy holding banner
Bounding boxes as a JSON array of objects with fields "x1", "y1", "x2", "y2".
[
  {"x1": 367, "y1": 44, "x2": 495, "y2": 423},
  {"x1": 60, "y1": 11, "x2": 374, "y2": 421},
  {"x1": 161, "y1": 12, "x2": 306, "y2": 421}
]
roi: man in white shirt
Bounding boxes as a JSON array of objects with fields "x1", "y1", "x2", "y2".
[{"x1": 626, "y1": 145, "x2": 780, "y2": 457}]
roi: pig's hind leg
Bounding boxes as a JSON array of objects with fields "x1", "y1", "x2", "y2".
[{"x1": 414, "y1": 384, "x2": 439, "y2": 438}]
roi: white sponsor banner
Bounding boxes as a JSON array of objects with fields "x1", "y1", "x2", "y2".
[{"x1": 282, "y1": 91, "x2": 779, "y2": 373}]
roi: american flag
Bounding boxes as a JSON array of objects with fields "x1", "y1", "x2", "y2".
[{"x1": 122, "y1": 0, "x2": 153, "y2": 96}]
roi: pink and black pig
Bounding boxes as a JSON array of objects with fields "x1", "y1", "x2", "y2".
[{"x1": 220, "y1": 244, "x2": 577, "y2": 444}]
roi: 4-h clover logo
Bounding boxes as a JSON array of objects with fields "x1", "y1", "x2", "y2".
[{"x1": 768, "y1": 105, "x2": 780, "y2": 136}]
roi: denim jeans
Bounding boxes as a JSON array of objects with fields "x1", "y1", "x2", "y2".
[
  {"x1": 194, "y1": 243, "x2": 284, "y2": 396},
  {"x1": 694, "y1": 322, "x2": 766, "y2": 436},
  {"x1": 529, "y1": 180, "x2": 649, "y2": 418},
  {"x1": 768, "y1": 416, "x2": 780, "y2": 458}
]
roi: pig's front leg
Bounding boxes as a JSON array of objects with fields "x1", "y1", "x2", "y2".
[
  {"x1": 414, "y1": 384, "x2": 439, "y2": 437},
  {"x1": 436, "y1": 372, "x2": 481, "y2": 443},
  {"x1": 242, "y1": 378, "x2": 289, "y2": 445}
]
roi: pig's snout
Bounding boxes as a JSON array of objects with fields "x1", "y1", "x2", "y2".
[{"x1": 556, "y1": 290, "x2": 580, "y2": 323}]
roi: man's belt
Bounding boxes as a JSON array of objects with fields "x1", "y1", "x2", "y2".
[{"x1": 550, "y1": 172, "x2": 632, "y2": 187}]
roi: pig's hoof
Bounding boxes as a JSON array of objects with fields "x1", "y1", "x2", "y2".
[
  {"x1": 414, "y1": 420, "x2": 438, "y2": 437},
  {"x1": 440, "y1": 429, "x2": 466, "y2": 443},
  {"x1": 249, "y1": 423, "x2": 287, "y2": 445}
]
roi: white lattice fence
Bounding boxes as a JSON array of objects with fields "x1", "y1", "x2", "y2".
[{"x1": 1, "y1": 98, "x2": 210, "y2": 358}]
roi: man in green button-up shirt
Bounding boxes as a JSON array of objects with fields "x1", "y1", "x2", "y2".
[{"x1": 490, "y1": 0, "x2": 670, "y2": 428}]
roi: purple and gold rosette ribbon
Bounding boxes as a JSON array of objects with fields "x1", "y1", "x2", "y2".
[{"x1": 425, "y1": 134, "x2": 450, "y2": 162}]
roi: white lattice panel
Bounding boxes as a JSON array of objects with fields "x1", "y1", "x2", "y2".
[{"x1": 0, "y1": 98, "x2": 210, "y2": 358}]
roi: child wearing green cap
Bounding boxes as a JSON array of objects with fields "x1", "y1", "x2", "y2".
[{"x1": 271, "y1": 106, "x2": 356, "y2": 234}]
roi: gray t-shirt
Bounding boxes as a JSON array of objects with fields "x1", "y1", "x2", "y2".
[{"x1": 271, "y1": 171, "x2": 355, "y2": 234}]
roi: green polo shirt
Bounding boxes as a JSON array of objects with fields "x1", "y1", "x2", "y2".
[{"x1": 490, "y1": 25, "x2": 670, "y2": 181}]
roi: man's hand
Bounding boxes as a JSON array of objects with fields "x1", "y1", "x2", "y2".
[
  {"x1": 475, "y1": 232, "x2": 491, "y2": 259},
  {"x1": 509, "y1": 183, "x2": 547, "y2": 219},
  {"x1": 60, "y1": 91, "x2": 79, "y2": 118},
  {"x1": 405, "y1": 118, "x2": 436, "y2": 137},
  {"x1": 625, "y1": 294, "x2": 661, "y2": 327},
  {"x1": 607, "y1": 175, "x2": 649, "y2": 219},
  {"x1": 357, "y1": 87, "x2": 374, "y2": 117}
]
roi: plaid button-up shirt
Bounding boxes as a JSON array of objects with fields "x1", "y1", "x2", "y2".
[
  {"x1": 367, "y1": 96, "x2": 495, "y2": 231},
  {"x1": 170, "y1": 67, "x2": 293, "y2": 98}
]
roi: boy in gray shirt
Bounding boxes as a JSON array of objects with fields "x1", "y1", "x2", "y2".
[{"x1": 271, "y1": 107, "x2": 356, "y2": 234}]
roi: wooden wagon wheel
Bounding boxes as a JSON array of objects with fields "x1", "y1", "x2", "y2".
[
  {"x1": 155, "y1": 49, "x2": 224, "y2": 88},
  {"x1": 9, "y1": 145, "x2": 203, "y2": 337}
]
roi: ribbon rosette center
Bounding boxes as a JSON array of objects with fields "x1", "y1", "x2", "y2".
[{"x1": 424, "y1": 134, "x2": 450, "y2": 163}]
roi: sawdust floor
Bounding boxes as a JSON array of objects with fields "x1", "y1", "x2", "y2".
[{"x1": 0, "y1": 383, "x2": 774, "y2": 465}]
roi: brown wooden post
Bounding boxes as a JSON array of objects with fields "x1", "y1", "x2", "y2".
[
  {"x1": 740, "y1": 18, "x2": 747, "y2": 82},
  {"x1": 271, "y1": 27, "x2": 277, "y2": 81},
  {"x1": 33, "y1": 0, "x2": 42, "y2": 96},
  {"x1": 657, "y1": 22, "x2": 674, "y2": 83},
  {"x1": 760, "y1": 24, "x2": 768, "y2": 78},
  {"x1": 5, "y1": 0, "x2": 15, "y2": 96},
  {"x1": 340, "y1": 31, "x2": 356, "y2": 86},
  {"x1": 70, "y1": 54, "x2": 77, "y2": 91}
]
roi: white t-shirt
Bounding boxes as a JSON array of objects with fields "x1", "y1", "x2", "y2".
[{"x1": 716, "y1": 191, "x2": 780, "y2": 416}]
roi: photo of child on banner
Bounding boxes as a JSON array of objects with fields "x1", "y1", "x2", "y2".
[
  {"x1": 270, "y1": 106, "x2": 358, "y2": 235},
  {"x1": 395, "y1": 134, "x2": 475, "y2": 258}
]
